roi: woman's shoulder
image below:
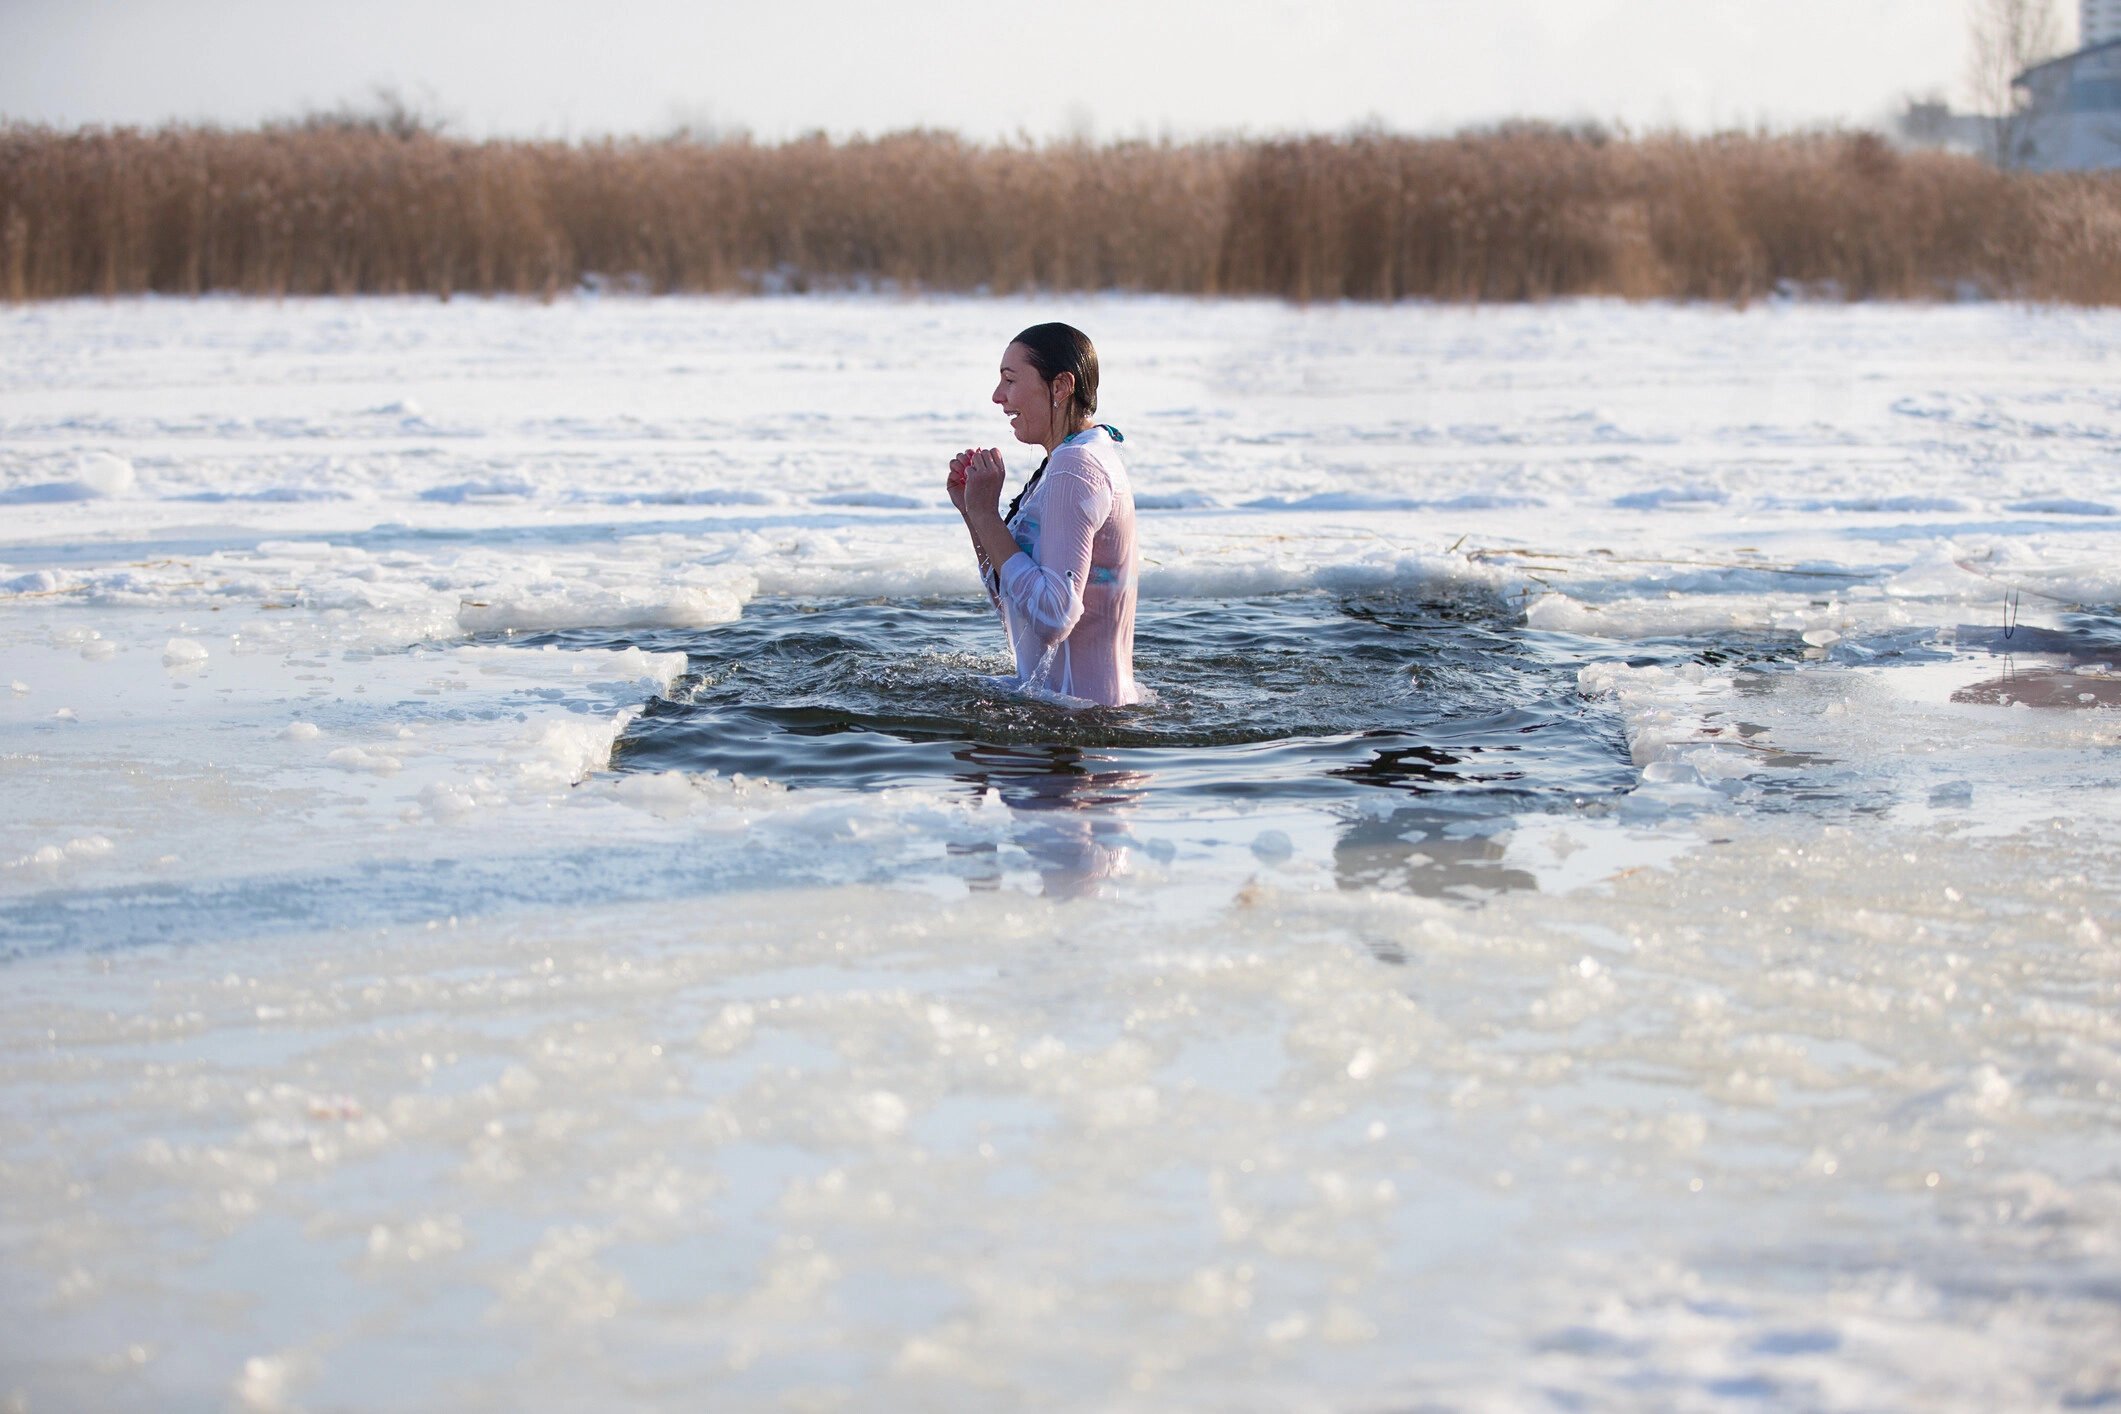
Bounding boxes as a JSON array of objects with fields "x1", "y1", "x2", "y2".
[{"x1": 1049, "y1": 428, "x2": 1125, "y2": 482}]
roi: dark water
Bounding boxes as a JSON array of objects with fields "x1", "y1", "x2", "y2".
[
  {"x1": 597, "y1": 593, "x2": 1636, "y2": 859},
  {"x1": 502, "y1": 592, "x2": 1882, "y2": 899},
  {"x1": 488, "y1": 591, "x2": 1902, "y2": 900},
  {"x1": 598, "y1": 594, "x2": 1623, "y2": 801}
]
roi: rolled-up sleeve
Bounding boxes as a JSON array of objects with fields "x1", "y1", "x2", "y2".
[{"x1": 997, "y1": 460, "x2": 1110, "y2": 651}]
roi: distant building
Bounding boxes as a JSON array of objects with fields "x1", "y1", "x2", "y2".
[
  {"x1": 2011, "y1": 1, "x2": 2121, "y2": 169},
  {"x1": 2089, "y1": 0, "x2": 2121, "y2": 46},
  {"x1": 1892, "y1": 98, "x2": 1998, "y2": 156}
]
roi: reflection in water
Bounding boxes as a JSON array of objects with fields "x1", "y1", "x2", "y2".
[
  {"x1": 1327, "y1": 737, "x2": 1528, "y2": 793},
  {"x1": 951, "y1": 744, "x2": 1152, "y2": 899},
  {"x1": 1334, "y1": 806, "x2": 1538, "y2": 900},
  {"x1": 1328, "y1": 739, "x2": 1539, "y2": 899},
  {"x1": 1949, "y1": 657, "x2": 2121, "y2": 709}
]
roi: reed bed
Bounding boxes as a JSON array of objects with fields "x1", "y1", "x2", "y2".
[{"x1": 4, "y1": 122, "x2": 2119, "y2": 304}]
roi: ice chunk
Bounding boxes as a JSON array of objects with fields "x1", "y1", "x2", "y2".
[
  {"x1": 456, "y1": 579, "x2": 751, "y2": 633},
  {"x1": 1527, "y1": 593, "x2": 1598, "y2": 633},
  {"x1": 1250, "y1": 829, "x2": 1295, "y2": 862},
  {"x1": 445, "y1": 644, "x2": 686, "y2": 693},
  {"x1": 505, "y1": 711, "x2": 634, "y2": 786},
  {"x1": 417, "y1": 781, "x2": 480, "y2": 820},
  {"x1": 326, "y1": 746, "x2": 402, "y2": 775},
  {"x1": 281, "y1": 722, "x2": 321, "y2": 741},
  {"x1": 74, "y1": 452, "x2": 136, "y2": 497},
  {"x1": 162, "y1": 638, "x2": 209, "y2": 667},
  {"x1": 15, "y1": 837, "x2": 112, "y2": 869}
]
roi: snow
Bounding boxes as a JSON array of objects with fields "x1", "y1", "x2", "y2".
[{"x1": 2, "y1": 293, "x2": 2120, "y2": 1411}]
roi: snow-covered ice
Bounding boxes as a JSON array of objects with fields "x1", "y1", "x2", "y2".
[{"x1": 2, "y1": 294, "x2": 2119, "y2": 1411}]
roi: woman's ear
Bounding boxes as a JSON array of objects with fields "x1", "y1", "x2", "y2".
[{"x1": 1050, "y1": 371, "x2": 1076, "y2": 408}]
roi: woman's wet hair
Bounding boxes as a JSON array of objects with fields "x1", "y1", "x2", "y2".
[
  {"x1": 1004, "y1": 323, "x2": 1098, "y2": 524},
  {"x1": 1011, "y1": 323, "x2": 1098, "y2": 435}
]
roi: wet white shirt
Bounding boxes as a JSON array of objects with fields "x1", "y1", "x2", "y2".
[{"x1": 981, "y1": 426, "x2": 1141, "y2": 706}]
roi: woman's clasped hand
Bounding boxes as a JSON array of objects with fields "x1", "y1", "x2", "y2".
[{"x1": 947, "y1": 446, "x2": 1010, "y2": 520}]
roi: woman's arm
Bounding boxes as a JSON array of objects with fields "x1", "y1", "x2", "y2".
[
  {"x1": 947, "y1": 448, "x2": 999, "y2": 598},
  {"x1": 961, "y1": 447, "x2": 1030, "y2": 584}
]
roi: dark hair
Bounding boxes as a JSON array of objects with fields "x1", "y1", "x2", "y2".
[
  {"x1": 1011, "y1": 322, "x2": 1098, "y2": 432},
  {"x1": 1003, "y1": 322, "x2": 1099, "y2": 523}
]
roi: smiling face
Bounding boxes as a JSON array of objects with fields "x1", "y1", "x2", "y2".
[{"x1": 992, "y1": 342, "x2": 1073, "y2": 448}]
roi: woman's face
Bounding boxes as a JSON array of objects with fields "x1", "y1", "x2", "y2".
[{"x1": 993, "y1": 342, "x2": 1069, "y2": 447}]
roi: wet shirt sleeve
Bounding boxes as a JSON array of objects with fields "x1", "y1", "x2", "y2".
[
  {"x1": 997, "y1": 455, "x2": 1110, "y2": 649},
  {"x1": 975, "y1": 539, "x2": 1001, "y2": 612}
]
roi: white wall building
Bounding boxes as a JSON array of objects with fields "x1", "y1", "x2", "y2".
[
  {"x1": 2010, "y1": 2, "x2": 2121, "y2": 169},
  {"x1": 2086, "y1": 0, "x2": 2121, "y2": 48}
]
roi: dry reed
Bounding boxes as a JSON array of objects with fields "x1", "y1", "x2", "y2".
[{"x1": 4, "y1": 122, "x2": 2118, "y2": 304}]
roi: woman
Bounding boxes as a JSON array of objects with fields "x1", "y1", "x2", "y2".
[{"x1": 947, "y1": 323, "x2": 1141, "y2": 707}]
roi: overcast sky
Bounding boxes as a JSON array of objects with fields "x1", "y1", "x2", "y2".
[{"x1": 0, "y1": 0, "x2": 2065, "y2": 142}]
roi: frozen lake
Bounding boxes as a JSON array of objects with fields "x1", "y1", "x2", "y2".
[{"x1": 3, "y1": 294, "x2": 2119, "y2": 1411}]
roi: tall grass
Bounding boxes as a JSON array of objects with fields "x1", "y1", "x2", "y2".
[{"x1": 4, "y1": 121, "x2": 2118, "y2": 304}]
